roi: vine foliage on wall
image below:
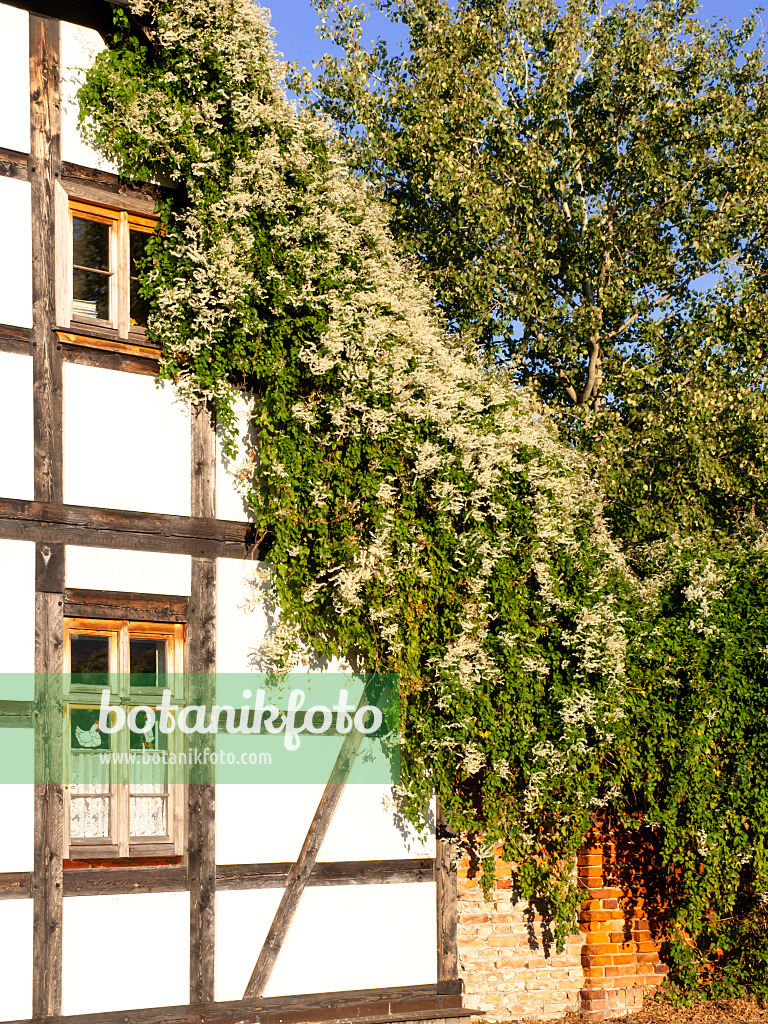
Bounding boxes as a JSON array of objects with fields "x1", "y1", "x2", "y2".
[{"x1": 78, "y1": 0, "x2": 768, "y2": 993}]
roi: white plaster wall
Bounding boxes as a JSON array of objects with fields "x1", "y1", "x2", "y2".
[
  {"x1": 0, "y1": 539, "x2": 35, "y2": 697},
  {"x1": 0, "y1": 899, "x2": 33, "y2": 1022},
  {"x1": 217, "y1": 394, "x2": 255, "y2": 522},
  {"x1": 60, "y1": 21, "x2": 118, "y2": 172},
  {"x1": 0, "y1": 178, "x2": 32, "y2": 329},
  {"x1": 216, "y1": 557, "x2": 267, "y2": 673},
  {"x1": 216, "y1": 885, "x2": 439, "y2": 998},
  {"x1": 318, "y1": 785, "x2": 435, "y2": 861},
  {"x1": 0, "y1": 783, "x2": 33, "y2": 872},
  {"x1": 66, "y1": 546, "x2": 191, "y2": 596},
  {"x1": 62, "y1": 892, "x2": 189, "y2": 1014},
  {"x1": 63, "y1": 364, "x2": 191, "y2": 516},
  {"x1": 215, "y1": 888, "x2": 283, "y2": 1001},
  {"x1": 216, "y1": 784, "x2": 325, "y2": 865},
  {"x1": 0, "y1": 5, "x2": 30, "y2": 154},
  {"x1": 0, "y1": 353, "x2": 33, "y2": 500}
]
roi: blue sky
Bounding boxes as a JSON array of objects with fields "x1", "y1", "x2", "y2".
[{"x1": 267, "y1": 0, "x2": 765, "y2": 76}]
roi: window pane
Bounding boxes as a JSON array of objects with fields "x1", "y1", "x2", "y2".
[
  {"x1": 70, "y1": 796, "x2": 110, "y2": 839},
  {"x1": 73, "y1": 270, "x2": 110, "y2": 320},
  {"x1": 130, "y1": 638, "x2": 167, "y2": 685},
  {"x1": 70, "y1": 635, "x2": 110, "y2": 687},
  {"x1": 73, "y1": 217, "x2": 109, "y2": 272},
  {"x1": 129, "y1": 230, "x2": 151, "y2": 327},
  {"x1": 72, "y1": 217, "x2": 111, "y2": 321},
  {"x1": 130, "y1": 795, "x2": 167, "y2": 837},
  {"x1": 70, "y1": 708, "x2": 111, "y2": 840}
]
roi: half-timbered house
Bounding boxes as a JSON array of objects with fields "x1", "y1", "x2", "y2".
[{"x1": 0, "y1": 4, "x2": 467, "y2": 1021}]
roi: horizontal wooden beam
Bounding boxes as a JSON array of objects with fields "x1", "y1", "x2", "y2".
[
  {"x1": 0, "y1": 497, "x2": 260, "y2": 560},
  {"x1": 218, "y1": 858, "x2": 435, "y2": 891},
  {"x1": 0, "y1": 699, "x2": 34, "y2": 729},
  {"x1": 5, "y1": 984, "x2": 465, "y2": 1024},
  {"x1": 64, "y1": 588, "x2": 189, "y2": 622},
  {"x1": 0, "y1": 323, "x2": 32, "y2": 355},
  {"x1": 61, "y1": 176, "x2": 159, "y2": 217},
  {"x1": 0, "y1": 147, "x2": 28, "y2": 182},
  {"x1": 0, "y1": 871, "x2": 31, "y2": 899},
  {"x1": 0, "y1": 858, "x2": 435, "y2": 901},
  {"x1": 60, "y1": 341, "x2": 159, "y2": 377},
  {"x1": 0, "y1": 1, "x2": 117, "y2": 38}
]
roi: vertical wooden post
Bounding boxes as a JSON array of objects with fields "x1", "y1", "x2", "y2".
[
  {"x1": 436, "y1": 803, "x2": 460, "y2": 994},
  {"x1": 33, "y1": 588, "x2": 64, "y2": 1018},
  {"x1": 188, "y1": 401, "x2": 217, "y2": 1003},
  {"x1": 29, "y1": 13, "x2": 62, "y2": 507},
  {"x1": 30, "y1": 14, "x2": 64, "y2": 1018}
]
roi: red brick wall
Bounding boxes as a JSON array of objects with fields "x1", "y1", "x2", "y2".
[{"x1": 457, "y1": 833, "x2": 668, "y2": 1021}]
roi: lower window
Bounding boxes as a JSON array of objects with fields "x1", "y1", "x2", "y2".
[{"x1": 63, "y1": 617, "x2": 186, "y2": 861}]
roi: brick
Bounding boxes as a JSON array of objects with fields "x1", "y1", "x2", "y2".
[{"x1": 581, "y1": 954, "x2": 612, "y2": 967}]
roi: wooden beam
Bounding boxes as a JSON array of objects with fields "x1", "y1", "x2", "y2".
[
  {"x1": 3, "y1": 0, "x2": 117, "y2": 37},
  {"x1": 36, "y1": 541, "x2": 65, "y2": 593},
  {"x1": 0, "y1": 497, "x2": 259, "y2": 560},
  {"x1": 0, "y1": 858, "x2": 436, "y2": 901},
  {"x1": 0, "y1": 323, "x2": 32, "y2": 355},
  {"x1": 188, "y1": 402, "x2": 217, "y2": 1004},
  {"x1": 64, "y1": 588, "x2": 189, "y2": 623},
  {"x1": 62, "y1": 159, "x2": 167, "y2": 201},
  {"x1": 30, "y1": 13, "x2": 62, "y2": 507},
  {"x1": 5, "y1": 984, "x2": 467, "y2": 1024},
  {"x1": 217, "y1": 858, "x2": 435, "y2": 891},
  {"x1": 61, "y1": 177, "x2": 159, "y2": 217},
  {"x1": 435, "y1": 805, "x2": 460, "y2": 993},
  {"x1": 244, "y1": 719, "x2": 367, "y2": 998},
  {"x1": 33, "y1": 592, "x2": 64, "y2": 1017},
  {"x1": 30, "y1": 14, "x2": 64, "y2": 1017},
  {"x1": 61, "y1": 341, "x2": 160, "y2": 377},
  {"x1": 0, "y1": 871, "x2": 33, "y2": 899},
  {"x1": 0, "y1": 146, "x2": 29, "y2": 182}
]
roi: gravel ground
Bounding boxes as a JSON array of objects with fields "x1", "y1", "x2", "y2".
[{"x1": 546, "y1": 999, "x2": 768, "y2": 1024}]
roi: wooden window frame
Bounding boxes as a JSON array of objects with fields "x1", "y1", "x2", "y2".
[
  {"x1": 63, "y1": 617, "x2": 186, "y2": 862},
  {"x1": 55, "y1": 188, "x2": 157, "y2": 342}
]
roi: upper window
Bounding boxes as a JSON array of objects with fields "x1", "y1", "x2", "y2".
[
  {"x1": 63, "y1": 617, "x2": 185, "y2": 862},
  {"x1": 60, "y1": 198, "x2": 156, "y2": 339}
]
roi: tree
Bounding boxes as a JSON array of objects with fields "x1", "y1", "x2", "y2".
[
  {"x1": 309, "y1": 0, "x2": 768, "y2": 993},
  {"x1": 78, "y1": 0, "x2": 768, "y2": 994},
  {"x1": 309, "y1": 0, "x2": 768, "y2": 545}
]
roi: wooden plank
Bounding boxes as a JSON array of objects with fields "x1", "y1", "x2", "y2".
[
  {"x1": 435, "y1": 805, "x2": 460, "y2": 993},
  {"x1": 29, "y1": 13, "x2": 62, "y2": 507},
  {"x1": 58, "y1": 328, "x2": 161, "y2": 357},
  {"x1": 244, "y1": 717, "x2": 368, "y2": 998},
  {"x1": 64, "y1": 588, "x2": 189, "y2": 623},
  {"x1": 3, "y1": 983, "x2": 460, "y2": 1024},
  {"x1": 61, "y1": 341, "x2": 160, "y2": 377},
  {"x1": 0, "y1": 323, "x2": 32, "y2": 354},
  {"x1": 63, "y1": 864, "x2": 186, "y2": 897},
  {"x1": 0, "y1": 497, "x2": 253, "y2": 545},
  {"x1": 33, "y1": 591, "x2": 64, "y2": 1017},
  {"x1": 62, "y1": 160, "x2": 166, "y2": 202},
  {"x1": 36, "y1": 540, "x2": 64, "y2": 593},
  {"x1": 61, "y1": 178, "x2": 159, "y2": 218},
  {"x1": 0, "y1": 147, "x2": 29, "y2": 181},
  {"x1": 0, "y1": 857, "x2": 439, "y2": 900},
  {"x1": 0, "y1": 497, "x2": 259, "y2": 559},
  {"x1": 0, "y1": 872, "x2": 32, "y2": 899},
  {"x1": 216, "y1": 858, "x2": 435, "y2": 891}
]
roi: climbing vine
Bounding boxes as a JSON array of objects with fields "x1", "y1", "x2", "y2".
[{"x1": 78, "y1": 0, "x2": 768, "y2": 992}]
